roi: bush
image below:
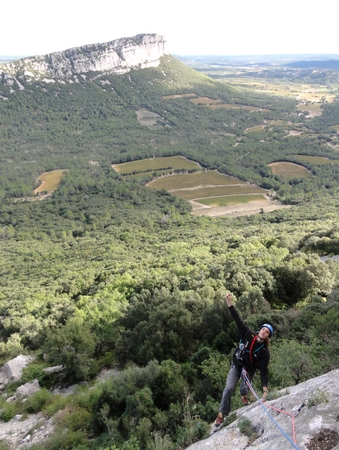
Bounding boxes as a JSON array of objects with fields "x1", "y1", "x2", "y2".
[
  {"x1": 237, "y1": 416, "x2": 258, "y2": 442},
  {"x1": 38, "y1": 429, "x2": 87, "y2": 450},
  {"x1": 42, "y1": 394, "x2": 69, "y2": 417},
  {"x1": 0, "y1": 400, "x2": 17, "y2": 422},
  {"x1": 53, "y1": 405, "x2": 92, "y2": 432},
  {"x1": 25, "y1": 388, "x2": 52, "y2": 414}
]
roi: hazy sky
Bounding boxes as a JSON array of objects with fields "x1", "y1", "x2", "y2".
[{"x1": 2, "y1": 0, "x2": 338, "y2": 57}]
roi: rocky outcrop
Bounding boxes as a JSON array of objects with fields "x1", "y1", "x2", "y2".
[
  {"x1": 2, "y1": 355, "x2": 338, "y2": 449},
  {"x1": 0, "y1": 413, "x2": 55, "y2": 449},
  {"x1": 186, "y1": 369, "x2": 339, "y2": 450},
  {"x1": 1, "y1": 355, "x2": 34, "y2": 386},
  {"x1": 0, "y1": 33, "x2": 167, "y2": 88},
  {"x1": 15, "y1": 379, "x2": 40, "y2": 399}
]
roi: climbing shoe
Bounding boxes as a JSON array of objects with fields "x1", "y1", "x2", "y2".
[
  {"x1": 241, "y1": 395, "x2": 251, "y2": 405},
  {"x1": 213, "y1": 412, "x2": 224, "y2": 428}
]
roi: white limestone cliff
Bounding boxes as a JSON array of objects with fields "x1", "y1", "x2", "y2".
[{"x1": 0, "y1": 33, "x2": 167, "y2": 86}]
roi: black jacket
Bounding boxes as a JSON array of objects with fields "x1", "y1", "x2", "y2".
[{"x1": 229, "y1": 305, "x2": 270, "y2": 387}]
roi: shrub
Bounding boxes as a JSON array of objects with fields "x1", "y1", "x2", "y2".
[
  {"x1": 53, "y1": 405, "x2": 92, "y2": 432},
  {"x1": 25, "y1": 388, "x2": 52, "y2": 414},
  {"x1": 42, "y1": 394, "x2": 69, "y2": 417},
  {"x1": 237, "y1": 416, "x2": 258, "y2": 442},
  {"x1": 0, "y1": 401, "x2": 17, "y2": 422}
]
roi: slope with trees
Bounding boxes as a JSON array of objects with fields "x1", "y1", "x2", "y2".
[{"x1": 0, "y1": 53, "x2": 339, "y2": 450}]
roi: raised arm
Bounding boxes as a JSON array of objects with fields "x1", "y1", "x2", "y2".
[{"x1": 225, "y1": 293, "x2": 233, "y2": 308}]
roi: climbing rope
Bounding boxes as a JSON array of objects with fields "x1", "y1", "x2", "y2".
[{"x1": 241, "y1": 368, "x2": 302, "y2": 450}]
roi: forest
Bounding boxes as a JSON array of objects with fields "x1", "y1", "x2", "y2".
[{"x1": 0, "y1": 54, "x2": 339, "y2": 450}]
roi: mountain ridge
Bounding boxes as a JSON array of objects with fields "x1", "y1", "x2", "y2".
[{"x1": 0, "y1": 33, "x2": 167, "y2": 86}]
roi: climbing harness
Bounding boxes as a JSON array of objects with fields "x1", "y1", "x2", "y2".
[
  {"x1": 237, "y1": 335, "x2": 266, "y2": 365},
  {"x1": 241, "y1": 368, "x2": 303, "y2": 450},
  {"x1": 247, "y1": 334, "x2": 265, "y2": 365}
]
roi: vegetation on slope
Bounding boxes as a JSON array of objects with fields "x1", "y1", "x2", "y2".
[{"x1": 1, "y1": 54, "x2": 339, "y2": 449}]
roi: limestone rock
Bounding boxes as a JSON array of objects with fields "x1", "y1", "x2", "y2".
[
  {"x1": 15, "y1": 379, "x2": 40, "y2": 398},
  {"x1": 42, "y1": 365, "x2": 64, "y2": 374},
  {"x1": 0, "y1": 33, "x2": 167, "y2": 87},
  {"x1": 2, "y1": 355, "x2": 34, "y2": 384},
  {"x1": 186, "y1": 368, "x2": 339, "y2": 450},
  {"x1": 0, "y1": 412, "x2": 55, "y2": 449}
]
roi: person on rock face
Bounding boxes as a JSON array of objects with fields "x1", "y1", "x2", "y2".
[{"x1": 213, "y1": 293, "x2": 273, "y2": 432}]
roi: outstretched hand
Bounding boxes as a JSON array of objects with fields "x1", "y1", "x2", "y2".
[{"x1": 225, "y1": 293, "x2": 233, "y2": 307}]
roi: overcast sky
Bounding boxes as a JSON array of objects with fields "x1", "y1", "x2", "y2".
[{"x1": 2, "y1": 0, "x2": 338, "y2": 57}]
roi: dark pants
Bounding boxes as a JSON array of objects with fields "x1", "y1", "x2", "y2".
[{"x1": 219, "y1": 365, "x2": 252, "y2": 416}]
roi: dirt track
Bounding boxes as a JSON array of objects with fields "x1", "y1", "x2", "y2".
[{"x1": 190, "y1": 199, "x2": 291, "y2": 218}]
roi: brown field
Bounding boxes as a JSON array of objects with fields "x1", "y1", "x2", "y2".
[
  {"x1": 112, "y1": 156, "x2": 201, "y2": 175},
  {"x1": 136, "y1": 108, "x2": 163, "y2": 127},
  {"x1": 245, "y1": 125, "x2": 264, "y2": 133},
  {"x1": 192, "y1": 200, "x2": 291, "y2": 218},
  {"x1": 113, "y1": 156, "x2": 290, "y2": 218},
  {"x1": 162, "y1": 93, "x2": 197, "y2": 99},
  {"x1": 34, "y1": 169, "x2": 68, "y2": 194},
  {"x1": 268, "y1": 162, "x2": 312, "y2": 178},
  {"x1": 172, "y1": 185, "x2": 266, "y2": 200},
  {"x1": 209, "y1": 104, "x2": 262, "y2": 112},
  {"x1": 297, "y1": 103, "x2": 322, "y2": 117},
  {"x1": 284, "y1": 130, "x2": 304, "y2": 137},
  {"x1": 190, "y1": 97, "x2": 224, "y2": 105},
  {"x1": 195, "y1": 194, "x2": 267, "y2": 207},
  {"x1": 147, "y1": 170, "x2": 245, "y2": 190},
  {"x1": 225, "y1": 79, "x2": 335, "y2": 103},
  {"x1": 189, "y1": 97, "x2": 263, "y2": 112}
]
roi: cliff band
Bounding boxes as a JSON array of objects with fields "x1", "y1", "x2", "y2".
[{"x1": 0, "y1": 33, "x2": 167, "y2": 86}]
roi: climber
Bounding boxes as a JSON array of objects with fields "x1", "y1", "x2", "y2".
[{"x1": 212, "y1": 292, "x2": 273, "y2": 432}]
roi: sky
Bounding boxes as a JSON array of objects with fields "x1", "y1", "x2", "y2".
[{"x1": 1, "y1": 0, "x2": 338, "y2": 57}]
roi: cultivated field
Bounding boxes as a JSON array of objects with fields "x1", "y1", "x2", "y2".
[
  {"x1": 296, "y1": 103, "x2": 322, "y2": 117},
  {"x1": 162, "y1": 93, "x2": 197, "y2": 99},
  {"x1": 190, "y1": 97, "x2": 263, "y2": 112},
  {"x1": 146, "y1": 165, "x2": 281, "y2": 217},
  {"x1": 213, "y1": 75, "x2": 336, "y2": 119},
  {"x1": 170, "y1": 185, "x2": 266, "y2": 200},
  {"x1": 162, "y1": 93, "x2": 264, "y2": 112},
  {"x1": 34, "y1": 170, "x2": 67, "y2": 194},
  {"x1": 112, "y1": 156, "x2": 201, "y2": 175},
  {"x1": 113, "y1": 157, "x2": 291, "y2": 217},
  {"x1": 268, "y1": 162, "x2": 312, "y2": 179},
  {"x1": 192, "y1": 200, "x2": 291, "y2": 218},
  {"x1": 147, "y1": 171, "x2": 244, "y2": 190},
  {"x1": 196, "y1": 194, "x2": 266, "y2": 207},
  {"x1": 245, "y1": 125, "x2": 264, "y2": 133},
  {"x1": 190, "y1": 97, "x2": 224, "y2": 106}
]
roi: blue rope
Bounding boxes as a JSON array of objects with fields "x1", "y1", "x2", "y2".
[{"x1": 241, "y1": 368, "x2": 301, "y2": 450}]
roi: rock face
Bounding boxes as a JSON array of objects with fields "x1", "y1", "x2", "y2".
[
  {"x1": 15, "y1": 379, "x2": 40, "y2": 398},
  {"x1": 186, "y1": 369, "x2": 339, "y2": 450},
  {"x1": 2, "y1": 355, "x2": 34, "y2": 385},
  {"x1": 0, "y1": 413, "x2": 55, "y2": 449},
  {"x1": 0, "y1": 33, "x2": 167, "y2": 86}
]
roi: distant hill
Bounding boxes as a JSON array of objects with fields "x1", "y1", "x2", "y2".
[
  {"x1": 285, "y1": 59, "x2": 339, "y2": 69},
  {"x1": 0, "y1": 56, "x2": 24, "y2": 63},
  {"x1": 176, "y1": 53, "x2": 339, "y2": 67}
]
